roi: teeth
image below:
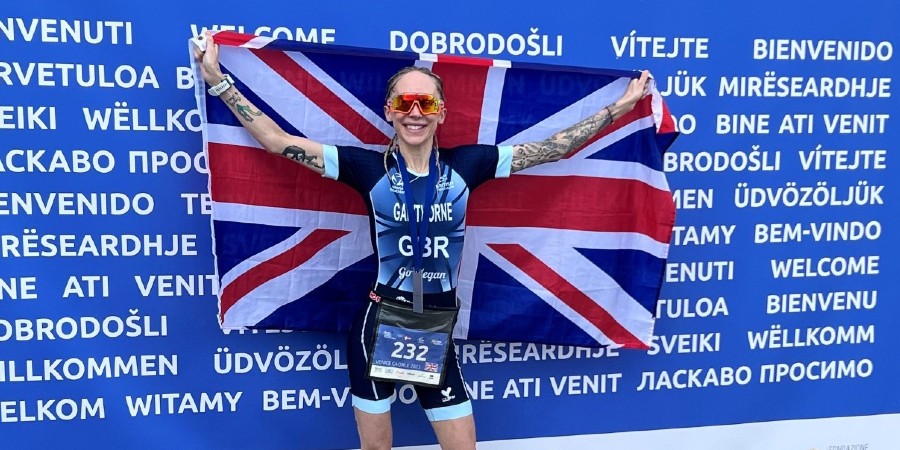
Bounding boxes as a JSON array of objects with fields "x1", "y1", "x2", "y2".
[{"x1": 405, "y1": 125, "x2": 424, "y2": 130}]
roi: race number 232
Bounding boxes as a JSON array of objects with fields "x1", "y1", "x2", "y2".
[{"x1": 391, "y1": 342, "x2": 428, "y2": 361}]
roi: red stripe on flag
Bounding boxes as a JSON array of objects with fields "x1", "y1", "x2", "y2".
[
  {"x1": 211, "y1": 31, "x2": 257, "y2": 47},
  {"x1": 250, "y1": 48, "x2": 391, "y2": 145},
  {"x1": 220, "y1": 228, "x2": 350, "y2": 318},
  {"x1": 434, "y1": 54, "x2": 495, "y2": 67},
  {"x1": 207, "y1": 142, "x2": 367, "y2": 215},
  {"x1": 470, "y1": 175, "x2": 675, "y2": 243},
  {"x1": 658, "y1": 100, "x2": 677, "y2": 134},
  {"x1": 489, "y1": 243, "x2": 647, "y2": 349},
  {"x1": 430, "y1": 62, "x2": 489, "y2": 148}
]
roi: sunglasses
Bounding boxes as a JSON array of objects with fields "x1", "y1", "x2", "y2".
[{"x1": 387, "y1": 93, "x2": 444, "y2": 115}]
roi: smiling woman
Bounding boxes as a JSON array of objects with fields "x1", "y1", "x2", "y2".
[
  {"x1": 194, "y1": 30, "x2": 647, "y2": 449},
  {"x1": 380, "y1": 66, "x2": 448, "y2": 175}
]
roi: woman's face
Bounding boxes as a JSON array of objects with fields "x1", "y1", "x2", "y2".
[{"x1": 384, "y1": 71, "x2": 446, "y2": 151}]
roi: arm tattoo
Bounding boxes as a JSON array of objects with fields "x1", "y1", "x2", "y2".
[
  {"x1": 282, "y1": 145, "x2": 324, "y2": 169},
  {"x1": 223, "y1": 91, "x2": 262, "y2": 122},
  {"x1": 511, "y1": 108, "x2": 613, "y2": 172},
  {"x1": 223, "y1": 91, "x2": 241, "y2": 107},
  {"x1": 235, "y1": 104, "x2": 262, "y2": 122}
]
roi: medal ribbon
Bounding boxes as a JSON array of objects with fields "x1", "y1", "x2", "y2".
[{"x1": 395, "y1": 150, "x2": 437, "y2": 313}]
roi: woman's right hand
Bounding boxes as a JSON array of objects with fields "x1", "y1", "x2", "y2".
[{"x1": 192, "y1": 31, "x2": 225, "y2": 85}]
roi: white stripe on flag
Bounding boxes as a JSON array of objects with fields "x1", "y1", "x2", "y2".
[
  {"x1": 222, "y1": 229, "x2": 369, "y2": 328},
  {"x1": 207, "y1": 124, "x2": 263, "y2": 148},
  {"x1": 525, "y1": 240, "x2": 655, "y2": 344},
  {"x1": 516, "y1": 117, "x2": 669, "y2": 192},
  {"x1": 285, "y1": 51, "x2": 395, "y2": 138},
  {"x1": 214, "y1": 202, "x2": 371, "y2": 287},
  {"x1": 242, "y1": 36, "x2": 274, "y2": 48},
  {"x1": 498, "y1": 77, "x2": 631, "y2": 146},
  {"x1": 467, "y1": 226, "x2": 669, "y2": 259},
  {"x1": 219, "y1": 47, "x2": 361, "y2": 146},
  {"x1": 219, "y1": 227, "x2": 314, "y2": 289},
  {"x1": 457, "y1": 240, "x2": 613, "y2": 347},
  {"x1": 214, "y1": 203, "x2": 373, "y2": 328},
  {"x1": 414, "y1": 59, "x2": 434, "y2": 70},
  {"x1": 478, "y1": 67, "x2": 506, "y2": 145},
  {"x1": 455, "y1": 226, "x2": 665, "y2": 344},
  {"x1": 649, "y1": 76, "x2": 672, "y2": 132}
]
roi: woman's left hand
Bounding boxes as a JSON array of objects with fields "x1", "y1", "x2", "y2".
[{"x1": 614, "y1": 70, "x2": 651, "y2": 111}]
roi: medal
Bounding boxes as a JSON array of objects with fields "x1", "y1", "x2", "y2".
[{"x1": 412, "y1": 269, "x2": 424, "y2": 313}]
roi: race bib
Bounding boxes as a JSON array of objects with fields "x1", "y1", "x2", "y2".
[{"x1": 367, "y1": 300, "x2": 457, "y2": 387}]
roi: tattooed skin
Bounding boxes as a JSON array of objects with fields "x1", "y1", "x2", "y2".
[
  {"x1": 223, "y1": 91, "x2": 241, "y2": 107},
  {"x1": 223, "y1": 91, "x2": 263, "y2": 122},
  {"x1": 235, "y1": 104, "x2": 263, "y2": 122},
  {"x1": 511, "y1": 107, "x2": 614, "y2": 172},
  {"x1": 282, "y1": 145, "x2": 324, "y2": 169}
]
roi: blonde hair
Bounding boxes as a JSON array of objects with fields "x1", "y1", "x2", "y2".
[
  {"x1": 384, "y1": 66, "x2": 445, "y2": 102},
  {"x1": 383, "y1": 134, "x2": 439, "y2": 178}
]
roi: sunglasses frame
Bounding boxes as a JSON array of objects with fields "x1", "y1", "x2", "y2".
[{"x1": 387, "y1": 93, "x2": 444, "y2": 115}]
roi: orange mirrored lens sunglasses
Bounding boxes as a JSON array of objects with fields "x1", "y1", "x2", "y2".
[{"x1": 387, "y1": 93, "x2": 444, "y2": 115}]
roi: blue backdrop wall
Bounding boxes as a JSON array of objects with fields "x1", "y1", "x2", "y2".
[{"x1": 1, "y1": 1, "x2": 897, "y2": 448}]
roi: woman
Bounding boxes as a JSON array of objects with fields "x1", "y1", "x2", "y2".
[{"x1": 195, "y1": 31, "x2": 648, "y2": 450}]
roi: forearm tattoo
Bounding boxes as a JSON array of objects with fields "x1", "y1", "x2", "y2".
[
  {"x1": 223, "y1": 91, "x2": 262, "y2": 122},
  {"x1": 282, "y1": 145, "x2": 324, "y2": 169},
  {"x1": 223, "y1": 91, "x2": 241, "y2": 107},
  {"x1": 511, "y1": 107, "x2": 614, "y2": 172}
]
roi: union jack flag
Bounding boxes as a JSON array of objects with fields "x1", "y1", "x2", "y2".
[
  {"x1": 424, "y1": 362, "x2": 439, "y2": 373},
  {"x1": 193, "y1": 32, "x2": 677, "y2": 349}
]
